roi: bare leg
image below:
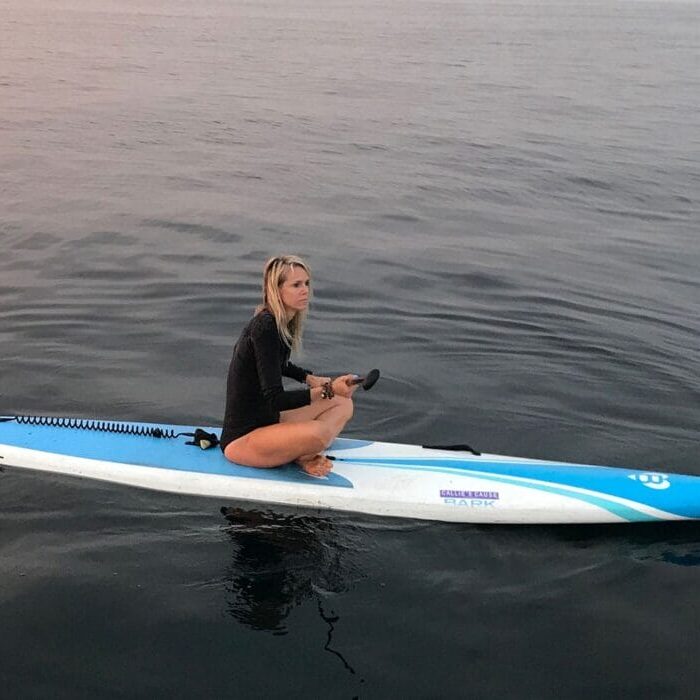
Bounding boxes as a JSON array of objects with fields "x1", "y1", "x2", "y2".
[
  {"x1": 280, "y1": 395, "x2": 353, "y2": 441},
  {"x1": 281, "y1": 397, "x2": 353, "y2": 475},
  {"x1": 224, "y1": 396, "x2": 354, "y2": 476}
]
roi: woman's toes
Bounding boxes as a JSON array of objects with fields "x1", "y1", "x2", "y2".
[{"x1": 297, "y1": 454, "x2": 332, "y2": 477}]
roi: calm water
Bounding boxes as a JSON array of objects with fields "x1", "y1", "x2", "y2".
[{"x1": 2, "y1": 0, "x2": 699, "y2": 697}]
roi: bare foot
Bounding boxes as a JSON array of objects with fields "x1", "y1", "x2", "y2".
[{"x1": 296, "y1": 454, "x2": 333, "y2": 477}]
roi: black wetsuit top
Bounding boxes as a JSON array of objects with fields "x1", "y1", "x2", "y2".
[{"x1": 220, "y1": 310, "x2": 312, "y2": 451}]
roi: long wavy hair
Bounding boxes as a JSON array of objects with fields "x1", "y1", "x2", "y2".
[{"x1": 256, "y1": 254, "x2": 311, "y2": 353}]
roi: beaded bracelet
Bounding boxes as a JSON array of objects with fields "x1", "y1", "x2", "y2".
[{"x1": 320, "y1": 381, "x2": 335, "y2": 400}]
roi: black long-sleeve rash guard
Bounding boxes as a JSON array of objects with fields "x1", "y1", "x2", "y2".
[{"x1": 220, "y1": 310, "x2": 312, "y2": 450}]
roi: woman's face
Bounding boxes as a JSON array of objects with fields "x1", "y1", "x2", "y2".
[{"x1": 279, "y1": 265, "x2": 310, "y2": 314}]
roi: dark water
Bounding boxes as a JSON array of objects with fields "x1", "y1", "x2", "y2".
[{"x1": 2, "y1": 0, "x2": 699, "y2": 697}]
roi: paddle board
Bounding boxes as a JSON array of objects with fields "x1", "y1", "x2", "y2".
[{"x1": 1, "y1": 415, "x2": 698, "y2": 524}]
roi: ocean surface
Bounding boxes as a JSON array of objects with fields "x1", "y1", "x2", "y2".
[{"x1": 2, "y1": 0, "x2": 699, "y2": 697}]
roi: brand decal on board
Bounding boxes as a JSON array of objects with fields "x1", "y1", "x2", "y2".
[
  {"x1": 628, "y1": 473, "x2": 671, "y2": 490},
  {"x1": 440, "y1": 489, "x2": 500, "y2": 507}
]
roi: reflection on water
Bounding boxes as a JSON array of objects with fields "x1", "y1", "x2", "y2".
[
  {"x1": 550, "y1": 521, "x2": 700, "y2": 567},
  {"x1": 220, "y1": 506, "x2": 362, "y2": 674},
  {"x1": 658, "y1": 551, "x2": 700, "y2": 567}
]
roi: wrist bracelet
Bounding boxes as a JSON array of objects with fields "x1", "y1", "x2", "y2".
[{"x1": 320, "y1": 381, "x2": 334, "y2": 400}]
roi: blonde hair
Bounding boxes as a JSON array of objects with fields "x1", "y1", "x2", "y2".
[{"x1": 256, "y1": 254, "x2": 311, "y2": 353}]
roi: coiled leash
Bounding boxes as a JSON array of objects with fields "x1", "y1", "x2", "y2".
[{"x1": 0, "y1": 415, "x2": 220, "y2": 450}]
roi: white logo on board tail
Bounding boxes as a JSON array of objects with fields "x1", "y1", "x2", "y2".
[{"x1": 628, "y1": 472, "x2": 671, "y2": 490}]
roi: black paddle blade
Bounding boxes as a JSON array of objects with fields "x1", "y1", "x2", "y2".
[{"x1": 361, "y1": 368, "x2": 380, "y2": 391}]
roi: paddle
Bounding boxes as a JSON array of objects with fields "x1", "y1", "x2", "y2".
[{"x1": 348, "y1": 368, "x2": 380, "y2": 391}]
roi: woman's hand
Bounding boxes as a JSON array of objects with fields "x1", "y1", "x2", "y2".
[
  {"x1": 331, "y1": 374, "x2": 358, "y2": 398},
  {"x1": 306, "y1": 374, "x2": 331, "y2": 389}
]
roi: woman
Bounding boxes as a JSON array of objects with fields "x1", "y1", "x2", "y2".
[{"x1": 221, "y1": 255, "x2": 357, "y2": 477}]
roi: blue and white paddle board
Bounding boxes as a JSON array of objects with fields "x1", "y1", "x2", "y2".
[{"x1": 1, "y1": 416, "x2": 698, "y2": 524}]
